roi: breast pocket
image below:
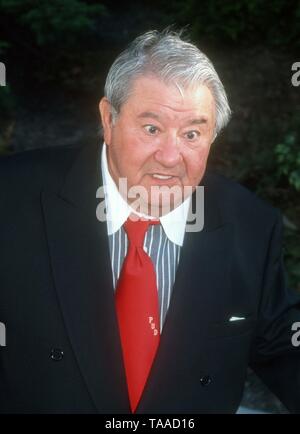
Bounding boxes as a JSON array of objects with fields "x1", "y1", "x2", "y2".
[{"x1": 208, "y1": 315, "x2": 257, "y2": 339}]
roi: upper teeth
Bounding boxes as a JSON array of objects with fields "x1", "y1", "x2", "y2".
[{"x1": 152, "y1": 174, "x2": 173, "y2": 179}]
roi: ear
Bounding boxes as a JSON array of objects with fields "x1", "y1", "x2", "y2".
[{"x1": 99, "y1": 97, "x2": 114, "y2": 145}]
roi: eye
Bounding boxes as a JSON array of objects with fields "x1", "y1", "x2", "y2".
[
  {"x1": 184, "y1": 130, "x2": 200, "y2": 141},
  {"x1": 144, "y1": 125, "x2": 159, "y2": 135}
]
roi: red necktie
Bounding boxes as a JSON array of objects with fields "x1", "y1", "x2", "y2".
[{"x1": 115, "y1": 217, "x2": 160, "y2": 413}]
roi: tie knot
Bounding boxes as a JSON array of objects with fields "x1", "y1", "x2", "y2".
[{"x1": 124, "y1": 217, "x2": 159, "y2": 247}]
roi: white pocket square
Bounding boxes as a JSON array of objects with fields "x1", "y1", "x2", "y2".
[
  {"x1": 0, "y1": 322, "x2": 6, "y2": 347},
  {"x1": 229, "y1": 316, "x2": 245, "y2": 322}
]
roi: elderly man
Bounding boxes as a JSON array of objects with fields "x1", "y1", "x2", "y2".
[{"x1": 0, "y1": 29, "x2": 300, "y2": 414}]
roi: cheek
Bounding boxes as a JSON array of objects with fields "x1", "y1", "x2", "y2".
[
  {"x1": 123, "y1": 135, "x2": 156, "y2": 167},
  {"x1": 184, "y1": 147, "x2": 211, "y2": 182},
  {"x1": 114, "y1": 139, "x2": 154, "y2": 179},
  {"x1": 111, "y1": 129, "x2": 137, "y2": 164}
]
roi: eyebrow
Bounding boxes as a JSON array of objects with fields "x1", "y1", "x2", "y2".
[
  {"x1": 137, "y1": 111, "x2": 208, "y2": 126},
  {"x1": 188, "y1": 117, "x2": 208, "y2": 126},
  {"x1": 137, "y1": 111, "x2": 161, "y2": 120}
]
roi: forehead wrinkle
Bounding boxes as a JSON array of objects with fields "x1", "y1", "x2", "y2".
[
  {"x1": 151, "y1": 102, "x2": 205, "y2": 115},
  {"x1": 135, "y1": 101, "x2": 203, "y2": 121},
  {"x1": 136, "y1": 103, "x2": 211, "y2": 127},
  {"x1": 130, "y1": 77, "x2": 214, "y2": 112}
]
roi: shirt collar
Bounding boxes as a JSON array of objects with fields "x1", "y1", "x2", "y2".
[{"x1": 101, "y1": 143, "x2": 190, "y2": 246}]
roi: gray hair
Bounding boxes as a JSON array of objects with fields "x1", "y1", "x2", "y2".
[{"x1": 104, "y1": 29, "x2": 231, "y2": 136}]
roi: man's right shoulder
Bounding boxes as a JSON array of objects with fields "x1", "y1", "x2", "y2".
[{"x1": 0, "y1": 144, "x2": 84, "y2": 194}]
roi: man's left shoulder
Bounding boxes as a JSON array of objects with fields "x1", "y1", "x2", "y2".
[{"x1": 203, "y1": 170, "x2": 280, "y2": 226}]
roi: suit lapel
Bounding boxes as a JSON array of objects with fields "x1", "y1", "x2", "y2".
[{"x1": 41, "y1": 143, "x2": 129, "y2": 413}]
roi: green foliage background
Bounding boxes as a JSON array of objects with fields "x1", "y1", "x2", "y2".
[
  {"x1": 162, "y1": 0, "x2": 300, "y2": 48},
  {"x1": 0, "y1": 0, "x2": 299, "y2": 288},
  {"x1": 0, "y1": 0, "x2": 106, "y2": 46}
]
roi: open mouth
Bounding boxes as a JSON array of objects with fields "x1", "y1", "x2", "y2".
[{"x1": 151, "y1": 174, "x2": 174, "y2": 180}]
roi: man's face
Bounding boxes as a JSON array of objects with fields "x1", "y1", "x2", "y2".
[{"x1": 99, "y1": 75, "x2": 216, "y2": 216}]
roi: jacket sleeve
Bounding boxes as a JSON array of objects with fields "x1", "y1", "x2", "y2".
[{"x1": 249, "y1": 210, "x2": 300, "y2": 413}]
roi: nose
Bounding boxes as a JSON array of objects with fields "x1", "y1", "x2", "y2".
[{"x1": 154, "y1": 132, "x2": 182, "y2": 167}]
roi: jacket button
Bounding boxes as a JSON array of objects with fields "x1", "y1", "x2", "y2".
[
  {"x1": 50, "y1": 348, "x2": 64, "y2": 361},
  {"x1": 200, "y1": 375, "x2": 212, "y2": 386}
]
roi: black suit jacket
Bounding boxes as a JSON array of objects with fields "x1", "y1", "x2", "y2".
[{"x1": 0, "y1": 142, "x2": 300, "y2": 413}]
